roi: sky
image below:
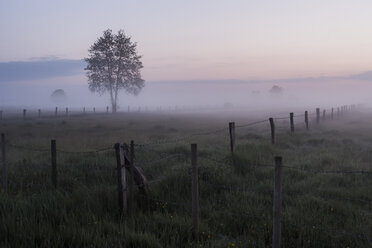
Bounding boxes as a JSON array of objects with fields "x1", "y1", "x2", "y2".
[{"x1": 0, "y1": 0, "x2": 372, "y2": 108}]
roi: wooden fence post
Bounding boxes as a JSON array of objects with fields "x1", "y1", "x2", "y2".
[
  {"x1": 290, "y1": 113, "x2": 294, "y2": 132},
  {"x1": 51, "y1": 140, "x2": 57, "y2": 189},
  {"x1": 191, "y1": 143, "x2": 199, "y2": 241},
  {"x1": 83, "y1": 107, "x2": 86, "y2": 114},
  {"x1": 129, "y1": 140, "x2": 135, "y2": 216},
  {"x1": 23, "y1": 109, "x2": 26, "y2": 119},
  {"x1": 269, "y1": 118, "x2": 275, "y2": 144},
  {"x1": 305, "y1": 111, "x2": 309, "y2": 130},
  {"x1": 106, "y1": 106, "x2": 109, "y2": 113},
  {"x1": 229, "y1": 122, "x2": 235, "y2": 154},
  {"x1": 1, "y1": 133, "x2": 7, "y2": 192},
  {"x1": 322, "y1": 110, "x2": 326, "y2": 121},
  {"x1": 114, "y1": 143, "x2": 127, "y2": 214},
  {"x1": 55, "y1": 107, "x2": 58, "y2": 117},
  {"x1": 316, "y1": 108, "x2": 320, "y2": 124},
  {"x1": 93, "y1": 107, "x2": 96, "y2": 113},
  {"x1": 272, "y1": 156, "x2": 283, "y2": 248}
]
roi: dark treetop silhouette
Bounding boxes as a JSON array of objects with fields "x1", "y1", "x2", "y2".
[{"x1": 85, "y1": 29, "x2": 144, "y2": 113}]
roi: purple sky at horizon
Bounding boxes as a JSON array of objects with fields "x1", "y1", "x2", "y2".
[
  {"x1": 1, "y1": 0, "x2": 372, "y2": 109},
  {"x1": 1, "y1": 0, "x2": 372, "y2": 81}
]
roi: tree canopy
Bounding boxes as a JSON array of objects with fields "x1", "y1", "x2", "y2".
[
  {"x1": 51, "y1": 89, "x2": 67, "y2": 104},
  {"x1": 84, "y1": 29, "x2": 144, "y2": 112}
]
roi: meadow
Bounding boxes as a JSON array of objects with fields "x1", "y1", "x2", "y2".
[{"x1": 0, "y1": 108, "x2": 371, "y2": 247}]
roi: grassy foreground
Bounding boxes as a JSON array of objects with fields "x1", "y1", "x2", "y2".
[{"x1": 0, "y1": 110, "x2": 371, "y2": 247}]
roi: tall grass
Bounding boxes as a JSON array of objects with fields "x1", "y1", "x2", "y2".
[{"x1": 0, "y1": 112, "x2": 371, "y2": 247}]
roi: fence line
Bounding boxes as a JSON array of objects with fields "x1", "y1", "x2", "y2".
[{"x1": 1, "y1": 104, "x2": 368, "y2": 246}]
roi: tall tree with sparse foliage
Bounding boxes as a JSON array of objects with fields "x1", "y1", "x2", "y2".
[{"x1": 85, "y1": 29, "x2": 144, "y2": 113}]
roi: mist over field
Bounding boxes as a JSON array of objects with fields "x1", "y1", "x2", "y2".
[
  {"x1": 0, "y1": 59, "x2": 371, "y2": 111},
  {"x1": 2, "y1": 1, "x2": 372, "y2": 247}
]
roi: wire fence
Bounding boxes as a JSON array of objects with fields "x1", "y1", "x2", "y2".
[{"x1": 1, "y1": 104, "x2": 369, "y2": 246}]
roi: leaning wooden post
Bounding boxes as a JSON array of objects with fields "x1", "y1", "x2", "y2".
[
  {"x1": 290, "y1": 113, "x2": 294, "y2": 132},
  {"x1": 114, "y1": 143, "x2": 127, "y2": 214},
  {"x1": 272, "y1": 156, "x2": 283, "y2": 248},
  {"x1": 23, "y1": 109, "x2": 26, "y2": 120},
  {"x1": 305, "y1": 111, "x2": 309, "y2": 130},
  {"x1": 316, "y1": 108, "x2": 320, "y2": 124},
  {"x1": 1, "y1": 133, "x2": 7, "y2": 192},
  {"x1": 129, "y1": 140, "x2": 135, "y2": 216},
  {"x1": 51, "y1": 140, "x2": 57, "y2": 189},
  {"x1": 322, "y1": 110, "x2": 326, "y2": 121},
  {"x1": 331, "y1": 108, "x2": 334, "y2": 120},
  {"x1": 229, "y1": 122, "x2": 235, "y2": 154},
  {"x1": 269, "y1": 118, "x2": 275, "y2": 144},
  {"x1": 191, "y1": 144, "x2": 199, "y2": 241}
]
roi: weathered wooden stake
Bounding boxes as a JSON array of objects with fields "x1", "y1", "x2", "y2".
[
  {"x1": 229, "y1": 122, "x2": 235, "y2": 154},
  {"x1": 269, "y1": 118, "x2": 275, "y2": 144},
  {"x1": 316, "y1": 108, "x2": 320, "y2": 124},
  {"x1": 51, "y1": 140, "x2": 57, "y2": 189},
  {"x1": 191, "y1": 144, "x2": 199, "y2": 241},
  {"x1": 129, "y1": 140, "x2": 135, "y2": 216},
  {"x1": 305, "y1": 111, "x2": 309, "y2": 130},
  {"x1": 290, "y1": 113, "x2": 294, "y2": 132},
  {"x1": 272, "y1": 156, "x2": 283, "y2": 248},
  {"x1": 1, "y1": 133, "x2": 7, "y2": 192},
  {"x1": 23, "y1": 109, "x2": 26, "y2": 119},
  {"x1": 114, "y1": 143, "x2": 127, "y2": 214}
]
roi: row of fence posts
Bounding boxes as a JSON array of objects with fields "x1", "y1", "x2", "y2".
[
  {"x1": 227, "y1": 106, "x2": 354, "y2": 150},
  {"x1": 0, "y1": 132, "x2": 284, "y2": 247},
  {"x1": 111, "y1": 140, "x2": 283, "y2": 247},
  {"x1": 1, "y1": 104, "x2": 359, "y2": 120},
  {"x1": 8, "y1": 107, "x2": 113, "y2": 120},
  {"x1": 0, "y1": 104, "x2": 357, "y2": 246}
]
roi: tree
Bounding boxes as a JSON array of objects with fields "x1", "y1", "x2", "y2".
[
  {"x1": 269, "y1": 85, "x2": 283, "y2": 96},
  {"x1": 51, "y1": 89, "x2": 67, "y2": 104},
  {"x1": 85, "y1": 29, "x2": 144, "y2": 113}
]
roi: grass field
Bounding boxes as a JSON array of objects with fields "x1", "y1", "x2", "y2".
[{"x1": 0, "y1": 108, "x2": 371, "y2": 247}]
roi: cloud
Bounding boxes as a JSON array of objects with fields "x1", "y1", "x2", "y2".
[{"x1": 0, "y1": 58, "x2": 85, "y2": 82}]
